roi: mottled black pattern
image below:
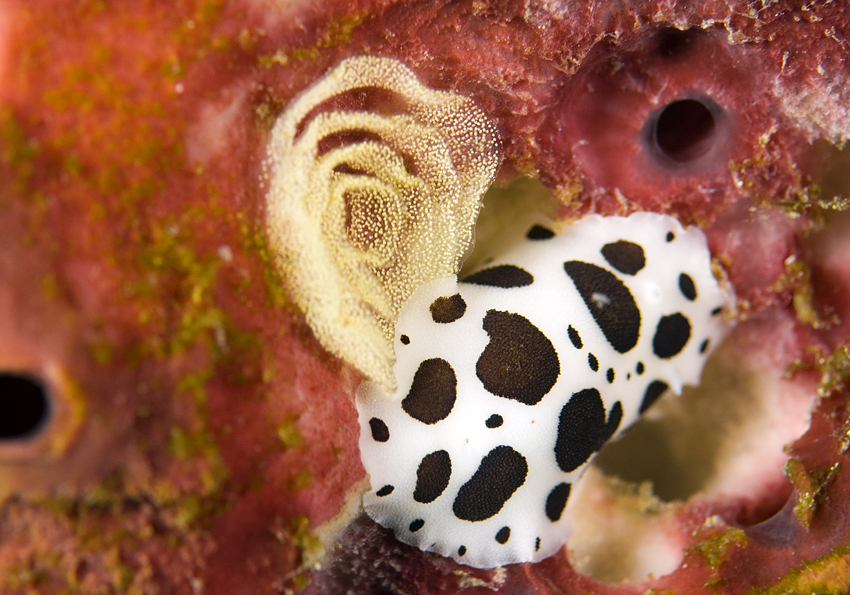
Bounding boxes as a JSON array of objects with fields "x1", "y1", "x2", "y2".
[
  {"x1": 476, "y1": 310, "x2": 560, "y2": 406},
  {"x1": 568, "y1": 325, "x2": 582, "y2": 349},
  {"x1": 601, "y1": 240, "x2": 646, "y2": 275},
  {"x1": 453, "y1": 446, "x2": 528, "y2": 522},
  {"x1": 461, "y1": 265, "x2": 534, "y2": 288},
  {"x1": 526, "y1": 225, "x2": 555, "y2": 240},
  {"x1": 485, "y1": 414, "x2": 503, "y2": 428},
  {"x1": 413, "y1": 450, "x2": 452, "y2": 504},
  {"x1": 369, "y1": 418, "x2": 390, "y2": 442},
  {"x1": 545, "y1": 483, "x2": 572, "y2": 522},
  {"x1": 700, "y1": 338, "x2": 710, "y2": 353},
  {"x1": 639, "y1": 380, "x2": 669, "y2": 414},
  {"x1": 588, "y1": 353, "x2": 599, "y2": 372},
  {"x1": 495, "y1": 527, "x2": 511, "y2": 544},
  {"x1": 402, "y1": 358, "x2": 457, "y2": 424},
  {"x1": 653, "y1": 313, "x2": 691, "y2": 358},
  {"x1": 679, "y1": 273, "x2": 697, "y2": 300},
  {"x1": 400, "y1": 334, "x2": 410, "y2": 345},
  {"x1": 666, "y1": 231, "x2": 675, "y2": 242},
  {"x1": 563, "y1": 261, "x2": 641, "y2": 353},
  {"x1": 409, "y1": 519, "x2": 424, "y2": 532},
  {"x1": 606, "y1": 368, "x2": 615, "y2": 383},
  {"x1": 430, "y1": 294, "x2": 467, "y2": 323},
  {"x1": 376, "y1": 485, "x2": 394, "y2": 497},
  {"x1": 555, "y1": 388, "x2": 623, "y2": 473}
]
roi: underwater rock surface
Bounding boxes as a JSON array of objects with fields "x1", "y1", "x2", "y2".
[{"x1": 0, "y1": 0, "x2": 849, "y2": 594}]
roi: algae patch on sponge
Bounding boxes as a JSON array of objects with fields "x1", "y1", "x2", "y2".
[{"x1": 265, "y1": 56, "x2": 501, "y2": 389}]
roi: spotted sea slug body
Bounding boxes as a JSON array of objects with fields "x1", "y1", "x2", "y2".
[{"x1": 356, "y1": 212, "x2": 731, "y2": 569}]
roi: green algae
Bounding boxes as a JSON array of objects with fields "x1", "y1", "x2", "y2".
[
  {"x1": 751, "y1": 546, "x2": 850, "y2": 595},
  {"x1": 687, "y1": 524, "x2": 748, "y2": 592},
  {"x1": 239, "y1": 216, "x2": 290, "y2": 310},
  {"x1": 771, "y1": 257, "x2": 838, "y2": 330},
  {"x1": 0, "y1": 110, "x2": 39, "y2": 197},
  {"x1": 778, "y1": 183, "x2": 850, "y2": 219},
  {"x1": 277, "y1": 416, "x2": 305, "y2": 449},
  {"x1": 692, "y1": 527, "x2": 748, "y2": 569},
  {"x1": 788, "y1": 344, "x2": 850, "y2": 399},
  {"x1": 279, "y1": 515, "x2": 324, "y2": 593},
  {"x1": 257, "y1": 13, "x2": 368, "y2": 69},
  {"x1": 784, "y1": 459, "x2": 840, "y2": 528}
]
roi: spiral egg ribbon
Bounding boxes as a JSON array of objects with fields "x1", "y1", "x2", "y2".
[{"x1": 265, "y1": 56, "x2": 501, "y2": 389}]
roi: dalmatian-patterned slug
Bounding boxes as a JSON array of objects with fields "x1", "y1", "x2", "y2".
[{"x1": 356, "y1": 212, "x2": 730, "y2": 569}]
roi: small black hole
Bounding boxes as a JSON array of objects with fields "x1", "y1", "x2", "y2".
[
  {"x1": 654, "y1": 99, "x2": 717, "y2": 163},
  {"x1": 656, "y1": 28, "x2": 697, "y2": 58},
  {"x1": 0, "y1": 373, "x2": 50, "y2": 438}
]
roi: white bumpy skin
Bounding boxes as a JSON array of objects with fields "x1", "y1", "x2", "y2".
[{"x1": 356, "y1": 212, "x2": 731, "y2": 569}]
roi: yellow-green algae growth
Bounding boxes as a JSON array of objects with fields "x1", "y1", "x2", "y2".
[
  {"x1": 257, "y1": 13, "x2": 368, "y2": 69},
  {"x1": 783, "y1": 459, "x2": 840, "y2": 529},
  {"x1": 771, "y1": 257, "x2": 838, "y2": 330},
  {"x1": 751, "y1": 546, "x2": 850, "y2": 595},
  {"x1": 687, "y1": 522, "x2": 748, "y2": 592}
]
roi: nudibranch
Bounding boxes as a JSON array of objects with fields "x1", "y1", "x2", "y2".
[
  {"x1": 265, "y1": 56, "x2": 501, "y2": 390},
  {"x1": 356, "y1": 212, "x2": 731, "y2": 569}
]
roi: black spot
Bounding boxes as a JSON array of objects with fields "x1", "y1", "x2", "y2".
[
  {"x1": 700, "y1": 338, "x2": 710, "y2": 354},
  {"x1": 711, "y1": 306, "x2": 722, "y2": 316},
  {"x1": 414, "y1": 450, "x2": 452, "y2": 503},
  {"x1": 555, "y1": 389, "x2": 623, "y2": 473},
  {"x1": 400, "y1": 334, "x2": 410, "y2": 345},
  {"x1": 636, "y1": 361, "x2": 645, "y2": 375},
  {"x1": 666, "y1": 231, "x2": 675, "y2": 242},
  {"x1": 495, "y1": 527, "x2": 511, "y2": 544},
  {"x1": 376, "y1": 485, "x2": 394, "y2": 497},
  {"x1": 653, "y1": 313, "x2": 692, "y2": 358},
  {"x1": 588, "y1": 353, "x2": 599, "y2": 372},
  {"x1": 545, "y1": 483, "x2": 572, "y2": 522},
  {"x1": 601, "y1": 240, "x2": 646, "y2": 275},
  {"x1": 527, "y1": 225, "x2": 555, "y2": 240},
  {"x1": 639, "y1": 380, "x2": 669, "y2": 414},
  {"x1": 409, "y1": 519, "x2": 425, "y2": 532},
  {"x1": 485, "y1": 414, "x2": 503, "y2": 429},
  {"x1": 476, "y1": 310, "x2": 560, "y2": 406},
  {"x1": 563, "y1": 261, "x2": 641, "y2": 353},
  {"x1": 535, "y1": 537, "x2": 541, "y2": 551},
  {"x1": 369, "y1": 418, "x2": 390, "y2": 442},
  {"x1": 461, "y1": 265, "x2": 534, "y2": 288},
  {"x1": 458, "y1": 546, "x2": 467, "y2": 556},
  {"x1": 430, "y1": 294, "x2": 467, "y2": 323},
  {"x1": 568, "y1": 325, "x2": 583, "y2": 349},
  {"x1": 402, "y1": 358, "x2": 457, "y2": 424},
  {"x1": 679, "y1": 273, "x2": 697, "y2": 301},
  {"x1": 653, "y1": 98, "x2": 717, "y2": 163},
  {"x1": 453, "y1": 446, "x2": 528, "y2": 521},
  {"x1": 0, "y1": 373, "x2": 50, "y2": 439},
  {"x1": 606, "y1": 368, "x2": 615, "y2": 383}
]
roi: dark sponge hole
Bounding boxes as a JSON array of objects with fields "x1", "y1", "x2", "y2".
[
  {"x1": 653, "y1": 98, "x2": 717, "y2": 163},
  {"x1": 656, "y1": 28, "x2": 699, "y2": 58},
  {"x1": 0, "y1": 373, "x2": 50, "y2": 439}
]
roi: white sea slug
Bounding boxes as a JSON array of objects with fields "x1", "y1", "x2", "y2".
[{"x1": 356, "y1": 212, "x2": 731, "y2": 569}]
